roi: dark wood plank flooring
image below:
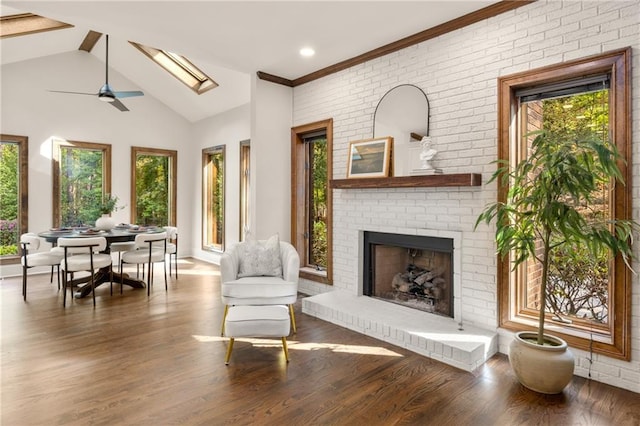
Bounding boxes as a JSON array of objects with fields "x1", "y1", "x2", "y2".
[{"x1": 2, "y1": 259, "x2": 639, "y2": 425}]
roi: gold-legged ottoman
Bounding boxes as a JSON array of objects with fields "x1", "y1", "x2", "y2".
[{"x1": 224, "y1": 305, "x2": 291, "y2": 365}]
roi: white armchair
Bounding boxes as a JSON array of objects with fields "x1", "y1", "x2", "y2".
[{"x1": 220, "y1": 236, "x2": 299, "y2": 335}]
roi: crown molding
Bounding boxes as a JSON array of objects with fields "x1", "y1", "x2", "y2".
[{"x1": 257, "y1": 0, "x2": 536, "y2": 87}]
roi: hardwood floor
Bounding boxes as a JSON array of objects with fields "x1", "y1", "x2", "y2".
[{"x1": 2, "y1": 258, "x2": 639, "y2": 426}]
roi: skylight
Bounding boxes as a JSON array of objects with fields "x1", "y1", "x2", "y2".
[
  {"x1": 0, "y1": 13, "x2": 72, "y2": 38},
  {"x1": 129, "y1": 41, "x2": 218, "y2": 95}
]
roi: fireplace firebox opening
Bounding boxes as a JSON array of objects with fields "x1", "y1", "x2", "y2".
[{"x1": 363, "y1": 231, "x2": 454, "y2": 318}]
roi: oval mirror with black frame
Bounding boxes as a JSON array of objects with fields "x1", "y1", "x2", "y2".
[{"x1": 373, "y1": 84, "x2": 429, "y2": 176}]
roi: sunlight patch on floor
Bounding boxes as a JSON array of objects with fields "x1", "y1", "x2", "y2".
[
  {"x1": 192, "y1": 335, "x2": 403, "y2": 357},
  {"x1": 287, "y1": 341, "x2": 403, "y2": 357}
]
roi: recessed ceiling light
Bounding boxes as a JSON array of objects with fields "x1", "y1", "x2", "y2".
[{"x1": 299, "y1": 47, "x2": 315, "y2": 57}]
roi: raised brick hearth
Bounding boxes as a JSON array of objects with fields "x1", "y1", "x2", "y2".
[{"x1": 303, "y1": 291, "x2": 497, "y2": 371}]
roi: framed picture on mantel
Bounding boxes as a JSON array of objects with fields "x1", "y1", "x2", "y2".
[{"x1": 346, "y1": 136, "x2": 393, "y2": 178}]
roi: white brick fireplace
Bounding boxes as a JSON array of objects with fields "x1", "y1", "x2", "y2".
[
  {"x1": 295, "y1": 0, "x2": 639, "y2": 391},
  {"x1": 303, "y1": 227, "x2": 498, "y2": 371}
]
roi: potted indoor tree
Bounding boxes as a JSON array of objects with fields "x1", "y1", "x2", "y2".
[
  {"x1": 95, "y1": 193, "x2": 121, "y2": 231},
  {"x1": 475, "y1": 129, "x2": 636, "y2": 394}
]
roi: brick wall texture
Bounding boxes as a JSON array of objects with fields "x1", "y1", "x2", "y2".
[{"x1": 292, "y1": 0, "x2": 640, "y2": 393}]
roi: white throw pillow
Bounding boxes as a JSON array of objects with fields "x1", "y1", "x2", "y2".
[{"x1": 237, "y1": 234, "x2": 283, "y2": 278}]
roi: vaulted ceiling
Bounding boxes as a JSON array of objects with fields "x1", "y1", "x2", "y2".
[{"x1": 1, "y1": 1, "x2": 504, "y2": 123}]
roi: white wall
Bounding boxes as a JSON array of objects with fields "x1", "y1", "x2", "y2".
[
  {"x1": 292, "y1": 0, "x2": 639, "y2": 393},
  {"x1": 179, "y1": 77, "x2": 293, "y2": 265},
  {"x1": 0, "y1": 49, "x2": 288, "y2": 273},
  {"x1": 0, "y1": 50, "x2": 192, "y2": 276},
  {"x1": 250, "y1": 75, "x2": 293, "y2": 240},
  {"x1": 190, "y1": 103, "x2": 251, "y2": 264}
]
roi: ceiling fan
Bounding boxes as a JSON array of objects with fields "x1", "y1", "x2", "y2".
[{"x1": 50, "y1": 34, "x2": 143, "y2": 111}]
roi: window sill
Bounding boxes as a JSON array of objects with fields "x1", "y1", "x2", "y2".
[
  {"x1": 0, "y1": 255, "x2": 20, "y2": 265},
  {"x1": 299, "y1": 267, "x2": 330, "y2": 284},
  {"x1": 500, "y1": 318, "x2": 625, "y2": 360},
  {"x1": 201, "y1": 246, "x2": 223, "y2": 254}
]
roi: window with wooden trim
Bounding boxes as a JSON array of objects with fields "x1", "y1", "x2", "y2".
[
  {"x1": 131, "y1": 147, "x2": 177, "y2": 226},
  {"x1": 202, "y1": 145, "x2": 225, "y2": 251},
  {"x1": 0, "y1": 134, "x2": 28, "y2": 264},
  {"x1": 239, "y1": 140, "x2": 250, "y2": 241},
  {"x1": 52, "y1": 139, "x2": 111, "y2": 228},
  {"x1": 497, "y1": 48, "x2": 631, "y2": 359},
  {"x1": 292, "y1": 119, "x2": 333, "y2": 284}
]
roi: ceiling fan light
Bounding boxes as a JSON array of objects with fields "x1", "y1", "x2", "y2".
[
  {"x1": 98, "y1": 94, "x2": 115, "y2": 102},
  {"x1": 98, "y1": 83, "x2": 115, "y2": 102}
]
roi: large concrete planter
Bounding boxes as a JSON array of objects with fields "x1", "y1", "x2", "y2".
[{"x1": 508, "y1": 331, "x2": 574, "y2": 394}]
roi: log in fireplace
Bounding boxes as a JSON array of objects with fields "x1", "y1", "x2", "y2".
[{"x1": 363, "y1": 231, "x2": 454, "y2": 318}]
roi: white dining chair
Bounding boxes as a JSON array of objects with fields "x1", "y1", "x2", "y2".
[
  {"x1": 163, "y1": 226, "x2": 178, "y2": 278},
  {"x1": 58, "y1": 236, "x2": 112, "y2": 307},
  {"x1": 121, "y1": 232, "x2": 168, "y2": 296},
  {"x1": 19, "y1": 233, "x2": 64, "y2": 301}
]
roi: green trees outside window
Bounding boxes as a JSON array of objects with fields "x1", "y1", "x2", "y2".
[
  {"x1": 135, "y1": 154, "x2": 169, "y2": 225},
  {"x1": 0, "y1": 141, "x2": 19, "y2": 256},
  {"x1": 211, "y1": 152, "x2": 224, "y2": 246},
  {"x1": 202, "y1": 145, "x2": 224, "y2": 251},
  {"x1": 521, "y1": 89, "x2": 612, "y2": 328},
  {"x1": 239, "y1": 141, "x2": 250, "y2": 240},
  {"x1": 131, "y1": 147, "x2": 177, "y2": 227},
  {"x1": 59, "y1": 147, "x2": 105, "y2": 227},
  {"x1": 308, "y1": 136, "x2": 328, "y2": 269},
  {"x1": 53, "y1": 139, "x2": 111, "y2": 229}
]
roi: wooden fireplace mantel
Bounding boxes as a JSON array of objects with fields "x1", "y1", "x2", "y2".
[{"x1": 330, "y1": 173, "x2": 482, "y2": 189}]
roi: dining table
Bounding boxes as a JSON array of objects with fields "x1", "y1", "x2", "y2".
[{"x1": 38, "y1": 226, "x2": 164, "y2": 298}]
